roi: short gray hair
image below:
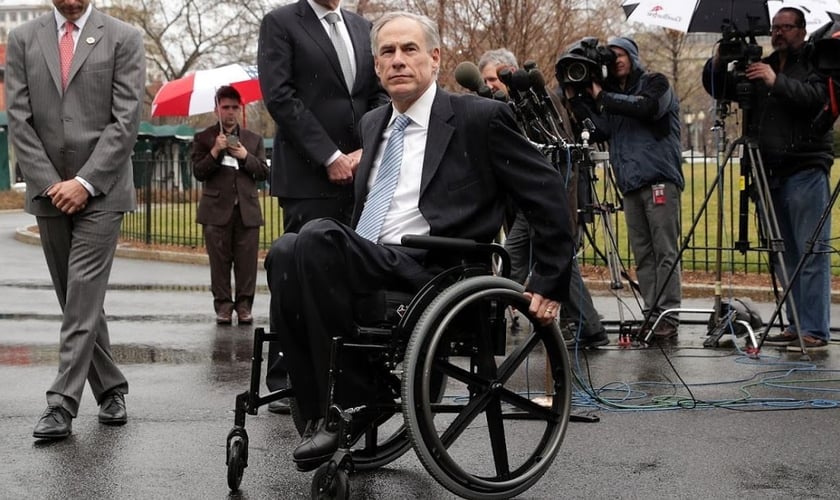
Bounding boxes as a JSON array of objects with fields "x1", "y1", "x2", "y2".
[
  {"x1": 370, "y1": 11, "x2": 441, "y2": 55},
  {"x1": 478, "y1": 48, "x2": 518, "y2": 72}
]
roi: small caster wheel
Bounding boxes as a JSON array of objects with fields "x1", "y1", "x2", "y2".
[
  {"x1": 311, "y1": 462, "x2": 349, "y2": 500},
  {"x1": 227, "y1": 436, "x2": 247, "y2": 490}
]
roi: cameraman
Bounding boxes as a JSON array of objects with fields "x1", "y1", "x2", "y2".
[
  {"x1": 565, "y1": 36, "x2": 684, "y2": 340},
  {"x1": 702, "y1": 7, "x2": 834, "y2": 348},
  {"x1": 477, "y1": 48, "x2": 608, "y2": 348}
]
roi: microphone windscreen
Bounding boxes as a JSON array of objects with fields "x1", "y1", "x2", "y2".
[
  {"x1": 497, "y1": 67, "x2": 514, "y2": 87},
  {"x1": 454, "y1": 61, "x2": 484, "y2": 92},
  {"x1": 510, "y1": 69, "x2": 532, "y2": 92},
  {"x1": 528, "y1": 68, "x2": 547, "y2": 89}
]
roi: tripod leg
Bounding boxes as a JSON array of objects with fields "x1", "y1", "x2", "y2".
[{"x1": 744, "y1": 143, "x2": 807, "y2": 354}]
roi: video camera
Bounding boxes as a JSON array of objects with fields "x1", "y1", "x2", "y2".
[
  {"x1": 717, "y1": 21, "x2": 764, "y2": 108},
  {"x1": 554, "y1": 37, "x2": 616, "y2": 90}
]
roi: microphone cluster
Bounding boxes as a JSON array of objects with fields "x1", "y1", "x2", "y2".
[{"x1": 454, "y1": 60, "x2": 566, "y2": 146}]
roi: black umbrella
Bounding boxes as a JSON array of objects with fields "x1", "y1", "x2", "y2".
[{"x1": 688, "y1": 0, "x2": 770, "y2": 34}]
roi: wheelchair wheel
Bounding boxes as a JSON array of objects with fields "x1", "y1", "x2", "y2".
[
  {"x1": 311, "y1": 462, "x2": 350, "y2": 499},
  {"x1": 226, "y1": 435, "x2": 246, "y2": 491},
  {"x1": 402, "y1": 276, "x2": 572, "y2": 500}
]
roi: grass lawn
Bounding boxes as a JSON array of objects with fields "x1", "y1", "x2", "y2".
[{"x1": 578, "y1": 158, "x2": 840, "y2": 274}]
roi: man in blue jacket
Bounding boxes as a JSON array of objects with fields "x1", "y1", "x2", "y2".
[{"x1": 567, "y1": 36, "x2": 684, "y2": 340}]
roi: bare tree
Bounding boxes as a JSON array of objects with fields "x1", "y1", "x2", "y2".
[
  {"x1": 105, "y1": 0, "x2": 275, "y2": 111},
  {"x1": 357, "y1": 0, "x2": 616, "y2": 90}
]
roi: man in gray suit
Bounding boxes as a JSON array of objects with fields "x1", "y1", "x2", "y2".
[{"x1": 6, "y1": 0, "x2": 145, "y2": 440}]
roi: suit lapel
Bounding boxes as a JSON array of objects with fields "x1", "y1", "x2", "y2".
[
  {"x1": 420, "y1": 88, "x2": 455, "y2": 197},
  {"x1": 356, "y1": 107, "x2": 391, "y2": 195},
  {"x1": 35, "y1": 15, "x2": 62, "y2": 94},
  {"x1": 66, "y1": 10, "x2": 105, "y2": 90}
]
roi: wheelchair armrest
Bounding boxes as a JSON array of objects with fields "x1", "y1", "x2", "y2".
[{"x1": 400, "y1": 235, "x2": 510, "y2": 278}]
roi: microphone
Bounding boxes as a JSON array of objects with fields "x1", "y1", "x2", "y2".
[
  {"x1": 528, "y1": 67, "x2": 562, "y2": 122},
  {"x1": 510, "y1": 69, "x2": 533, "y2": 93},
  {"x1": 454, "y1": 61, "x2": 492, "y2": 97},
  {"x1": 497, "y1": 67, "x2": 514, "y2": 89}
]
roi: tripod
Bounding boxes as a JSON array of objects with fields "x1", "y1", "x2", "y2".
[
  {"x1": 638, "y1": 99, "x2": 807, "y2": 355},
  {"x1": 575, "y1": 128, "x2": 647, "y2": 340}
]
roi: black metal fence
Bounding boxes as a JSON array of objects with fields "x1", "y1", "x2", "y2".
[
  {"x1": 121, "y1": 147, "x2": 282, "y2": 252},
  {"x1": 121, "y1": 150, "x2": 840, "y2": 273}
]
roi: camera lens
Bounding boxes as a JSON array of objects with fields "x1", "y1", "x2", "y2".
[{"x1": 566, "y1": 62, "x2": 589, "y2": 83}]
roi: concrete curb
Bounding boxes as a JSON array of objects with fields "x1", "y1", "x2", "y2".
[
  {"x1": 14, "y1": 224, "x2": 840, "y2": 303},
  {"x1": 15, "y1": 225, "x2": 212, "y2": 266}
]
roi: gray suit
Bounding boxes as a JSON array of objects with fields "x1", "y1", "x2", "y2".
[{"x1": 6, "y1": 8, "x2": 145, "y2": 417}]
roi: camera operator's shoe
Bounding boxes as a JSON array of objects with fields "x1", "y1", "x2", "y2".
[
  {"x1": 652, "y1": 321, "x2": 678, "y2": 341},
  {"x1": 764, "y1": 330, "x2": 798, "y2": 346}
]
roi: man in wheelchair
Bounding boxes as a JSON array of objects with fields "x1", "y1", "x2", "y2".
[{"x1": 264, "y1": 11, "x2": 576, "y2": 472}]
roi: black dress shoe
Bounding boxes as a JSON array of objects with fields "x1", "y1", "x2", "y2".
[
  {"x1": 33, "y1": 405, "x2": 72, "y2": 440},
  {"x1": 293, "y1": 424, "x2": 340, "y2": 471},
  {"x1": 267, "y1": 399, "x2": 290, "y2": 414},
  {"x1": 292, "y1": 410, "x2": 385, "y2": 471},
  {"x1": 98, "y1": 391, "x2": 127, "y2": 425}
]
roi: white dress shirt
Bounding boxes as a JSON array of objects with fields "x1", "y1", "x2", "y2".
[{"x1": 371, "y1": 84, "x2": 437, "y2": 245}]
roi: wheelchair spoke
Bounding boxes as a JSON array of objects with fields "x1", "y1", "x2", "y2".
[
  {"x1": 485, "y1": 394, "x2": 511, "y2": 478},
  {"x1": 438, "y1": 388, "x2": 493, "y2": 448},
  {"x1": 496, "y1": 328, "x2": 542, "y2": 384},
  {"x1": 431, "y1": 357, "x2": 490, "y2": 391}
]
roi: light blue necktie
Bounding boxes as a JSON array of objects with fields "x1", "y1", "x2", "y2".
[{"x1": 356, "y1": 114, "x2": 412, "y2": 243}]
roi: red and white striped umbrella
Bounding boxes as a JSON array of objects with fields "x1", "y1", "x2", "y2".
[{"x1": 151, "y1": 64, "x2": 261, "y2": 117}]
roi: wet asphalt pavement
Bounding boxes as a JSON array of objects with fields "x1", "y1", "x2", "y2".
[{"x1": 1, "y1": 209, "x2": 839, "y2": 500}]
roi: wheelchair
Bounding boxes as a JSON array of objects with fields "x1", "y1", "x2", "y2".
[{"x1": 225, "y1": 235, "x2": 573, "y2": 499}]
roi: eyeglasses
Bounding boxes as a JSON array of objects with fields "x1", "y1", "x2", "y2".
[{"x1": 770, "y1": 24, "x2": 800, "y2": 33}]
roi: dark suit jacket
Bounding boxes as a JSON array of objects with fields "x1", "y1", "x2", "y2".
[
  {"x1": 352, "y1": 88, "x2": 575, "y2": 301},
  {"x1": 257, "y1": 0, "x2": 388, "y2": 199},
  {"x1": 191, "y1": 125, "x2": 269, "y2": 227}
]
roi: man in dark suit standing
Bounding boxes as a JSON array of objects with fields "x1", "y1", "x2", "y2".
[
  {"x1": 257, "y1": 0, "x2": 387, "y2": 232},
  {"x1": 191, "y1": 86, "x2": 270, "y2": 325},
  {"x1": 264, "y1": 11, "x2": 576, "y2": 470},
  {"x1": 6, "y1": 0, "x2": 145, "y2": 440},
  {"x1": 257, "y1": 0, "x2": 387, "y2": 409}
]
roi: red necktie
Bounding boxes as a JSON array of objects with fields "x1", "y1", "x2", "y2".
[{"x1": 59, "y1": 21, "x2": 75, "y2": 89}]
